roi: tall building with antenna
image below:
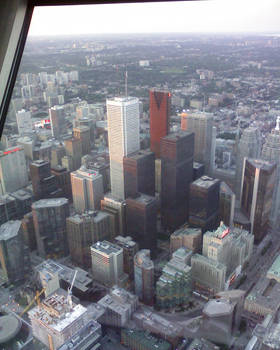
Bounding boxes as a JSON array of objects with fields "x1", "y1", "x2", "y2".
[
  {"x1": 106, "y1": 97, "x2": 140, "y2": 200},
  {"x1": 261, "y1": 117, "x2": 280, "y2": 230}
]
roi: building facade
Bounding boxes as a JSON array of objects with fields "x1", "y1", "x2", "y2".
[
  {"x1": 67, "y1": 211, "x2": 114, "y2": 268},
  {"x1": 182, "y1": 112, "x2": 214, "y2": 173},
  {"x1": 0, "y1": 147, "x2": 28, "y2": 195},
  {"x1": 124, "y1": 150, "x2": 155, "y2": 197},
  {"x1": 126, "y1": 193, "x2": 158, "y2": 255},
  {"x1": 71, "y1": 166, "x2": 104, "y2": 213},
  {"x1": 134, "y1": 250, "x2": 154, "y2": 305},
  {"x1": 149, "y1": 89, "x2": 171, "y2": 158},
  {"x1": 161, "y1": 131, "x2": 194, "y2": 230},
  {"x1": 32, "y1": 198, "x2": 70, "y2": 258},
  {"x1": 235, "y1": 127, "x2": 261, "y2": 198},
  {"x1": 107, "y1": 97, "x2": 140, "y2": 200},
  {"x1": 0, "y1": 220, "x2": 26, "y2": 283},
  {"x1": 241, "y1": 158, "x2": 276, "y2": 242},
  {"x1": 91, "y1": 240, "x2": 125, "y2": 287},
  {"x1": 189, "y1": 176, "x2": 220, "y2": 233},
  {"x1": 261, "y1": 117, "x2": 280, "y2": 230}
]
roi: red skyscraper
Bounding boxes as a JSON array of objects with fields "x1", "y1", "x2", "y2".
[{"x1": 149, "y1": 89, "x2": 171, "y2": 158}]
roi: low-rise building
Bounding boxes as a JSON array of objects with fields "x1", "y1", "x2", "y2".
[
  {"x1": 245, "y1": 277, "x2": 280, "y2": 318},
  {"x1": 28, "y1": 290, "x2": 88, "y2": 350},
  {"x1": 191, "y1": 254, "x2": 226, "y2": 295},
  {"x1": 98, "y1": 287, "x2": 138, "y2": 327},
  {"x1": 170, "y1": 225, "x2": 202, "y2": 254},
  {"x1": 156, "y1": 248, "x2": 192, "y2": 310},
  {"x1": 121, "y1": 329, "x2": 171, "y2": 350}
]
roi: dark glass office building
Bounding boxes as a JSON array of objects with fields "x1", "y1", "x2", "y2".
[
  {"x1": 126, "y1": 193, "x2": 158, "y2": 256},
  {"x1": 189, "y1": 176, "x2": 220, "y2": 233},
  {"x1": 241, "y1": 158, "x2": 276, "y2": 242},
  {"x1": 160, "y1": 131, "x2": 194, "y2": 231},
  {"x1": 124, "y1": 149, "x2": 155, "y2": 198}
]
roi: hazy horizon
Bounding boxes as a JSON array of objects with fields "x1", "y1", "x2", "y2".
[{"x1": 29, "y1": 0, "x2": 280, "y2": 37}]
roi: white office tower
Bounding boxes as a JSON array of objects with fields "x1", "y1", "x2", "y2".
[
  {"x1": 16, "y1": 109, "x2": 32, "y2": 135},
  {"x1": 71, "y1": 166, "x2": 104, "y2": 213},
  {"x1": 0, "y1": 147, "x2": 28, "y2": 195},
  {"x1": 261, "y1": 117, "x2": 280, "y2": 230},
  {"x1": 235, "y1": 127, "x2": 261, "y2": 198},
  {"x1": 107, "y1": 97, "x2": 140, "y2": 200},
  {"x1": 91, "y1": 240, "x2": 124, "y2": 287},
  {"x1": 183, "y1": 112, "x2": 214, "y2": 173},
  {"x1": 49, "y1": 105, "x2": 66, "y2": 139}
]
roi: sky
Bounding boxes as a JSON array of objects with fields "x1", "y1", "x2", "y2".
[{"x1": 29, "y1": 0, "x2": 280, "y2": 36}]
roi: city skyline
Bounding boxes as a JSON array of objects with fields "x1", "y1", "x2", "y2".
[{"x1": 29, "y1": 0, "x2": 280, "y2": 36}]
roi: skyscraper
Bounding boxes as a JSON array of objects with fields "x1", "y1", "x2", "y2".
[
  {"x1": 0, "y1": 220, "x2": 26, "y2": 283},
  {"x1": 235, "y1": 127, "x2": 261, "y2": 198},
  {"x1": 123, "y1": 149, "x2": 155, "y2": 198},
  {"x1": 32, "y1": 198, "x2": 70, "y2": 258},
  {"x1": 261, "y1": 117, "x2": 280, "y2": 230},
  {"x1": 181, "y1": 112, "x2": 214, "y2": 173},
  {"x1": 30, "y1": 159, "x2": 61, "y2": 200},
  {"x1": 219, "y1": 181, "x2": 236, "y2": 227},
  {"x1": 161, "y1": 131, "x2": 194, "y2": 230},
  {"x1": 91, "y1": 240, "x2": 124, "y2": 287},
  {"x1": 0, "y1": 147, "x2": 28, "y2": 195},
  {"x1": 73, "y1": 126, "x2": 91, "y2": 155},
  {"x1": 126, "y1": 193, "x2": 158, "y2": 255},
  {"x1": 64, "y1": 138, "x2": 83, "y2": 171},
  {"x1": 134, "y1": 249, "x2": 154, "y2": 305},
  {"x1": 107, "y1": 97, "x2": 140, "y2": 200},
  {"x1": 189, "y1": 176, "x2": 220, "y2": 233},
  {"x1": 149, "y1": 89, "x2": 171, "y2": 158},
  {"x1": 16, "y1": 109, "x2": 33, "y2": 135},
  {"x1": 71, "y1": 166, "x2": 104, "y2": 213},
  {"x1": 49, "y1": 105, "x2": 66, "y2": 139},
  {"x1": 241, "y1": 158, "x2": 276, "y2": 242}
]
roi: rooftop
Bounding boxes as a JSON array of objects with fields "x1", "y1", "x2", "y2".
[
  {"x1": 72, "y1": 166, "x2": 102, "y2": 180},
  {"x1": 32, "y1": 197, "x2": 68, "y2": 209},
  {"x1": 161, "y1": 130, "x2": 193, "y2": 141},
  {"x1": 0, "y1": 220, "x2": 21, "y2": 241},
  {"x1": 68, "y1": 210, "x2": 109, "y2": 225},
  {"x1": 247, "y1": 158, "x2": 276, "y2": 172},
  {"x1": 203, "y1": 299, "x2": 233, "y2": 317},
  {"x1": 107, "y1": 96, "x2": 138, "y2": 104},
  {"x1": 134, "y1": 250, "x2": 154, "y2": 269},
  {"x1": 37, "y1": 259, "x2": 92, "y2": 292},
  {"x1": 125, "y1": 149, "x2": 154, "y2": 160},
  {"x1": 267, "y1": 255, "x2": 280, "y2": 280},
  {"x1": 114, "y1": 235, "x2": 137, "y2": 248},
  {"x1": 28, "y1": 292, "x2": 87, "y2": 333},
  {"x1": 91, "y1": 240, "x2": 122, "y2": 255},
  {"x1": 127, "y1": 193, "x2": 157, "y2": 205},
  {"x1": 192, "y1": 176, "x2": 220, "y2": 189},
  {"x1": 172, "y1": 225, "x2": 201, "y2": 237}
]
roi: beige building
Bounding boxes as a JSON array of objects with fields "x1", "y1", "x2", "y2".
[
  {"x1": 191, "y1": 254, "x2": 226, "y2": 294},
  {"x1": 170, "y1": 225, "x2": 202, "y2": 254},
  {"x1": 71, "y1": 166, "x2": 104, "y2": 213}
]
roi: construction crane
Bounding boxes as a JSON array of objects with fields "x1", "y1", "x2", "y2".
[
  {"x1": 67, "y1": 270, "x2": 78, "y2": 309},
  {"x1": 20, "y1": 288, "x2": 46, "y2": 317}
]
